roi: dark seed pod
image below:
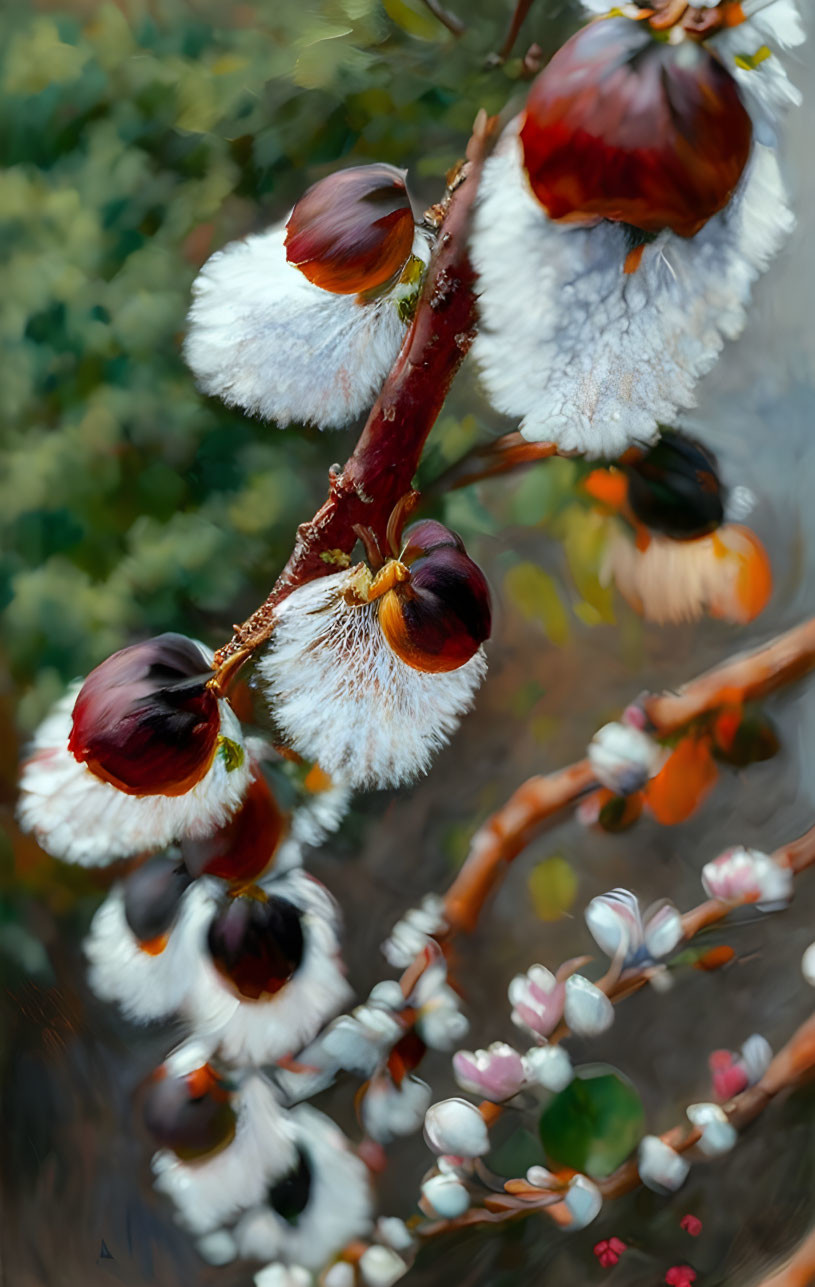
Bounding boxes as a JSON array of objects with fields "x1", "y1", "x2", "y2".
[
  {"x1": 68, "y1": 634, "x2": 220, "y2": 795},
  {"x1": 267, "y1": 1147, "x2": 313, "y2": 1225},
  {"x1": 207, "y1": 895, "x2": 305, "y2": 1000},
  {"x1": 624, "y1": 430, "x2": 724, "y2": 540},
  {"x1": 520, "y1": 17, "x2": 752, "y2": 239},
  {"x1": 285, "y1": 164, "x2": 415, "y2": 295},
  {"x1": 143, "y1": 1064, "x2": 236, "y2": 1161},
  {"x1": 181, "y1": 771, "x2": 284, "y2": 882},
  {"x1": 379, "y1": 522, "x2": 492, "y2": 674},
  {"x1": 123, "y1": 854, "x2": 192, "y2": 945}
]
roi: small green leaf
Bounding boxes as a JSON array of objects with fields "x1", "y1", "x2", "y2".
[
  {"x1": 504, "y1": 562, "x2": 570, "y2": 646},
  {"x1": 527, "y1": 854, "x2": 577, "y2": 922},
  {"x1": 218, "y1": 736, "x2": 245, "y2": 773},
  {"x1": 538, "y1": 1064, "x2": 645, "y2": 1179}
]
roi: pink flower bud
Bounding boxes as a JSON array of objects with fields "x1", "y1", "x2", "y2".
[
  {"x1": 680, "y1": 1214, "x2": 703, "y2": 1237},
  {"x1": 665, "y1": 1267, "x2": 697, "y2": 1287},
  {"x1": 520, "y1": 17, "x2": 752, "y2": 238},
  {"x1": 701, "y1": 846, "x2": 793, "y2": 911},
  {"x1": 508, "y1": 964, "x2": 565, "y2": 1038},
  {"x1": 285, "y1": 164, "x2": 415, "y2": 296},
  {"x1": 453, "y1": 1043, "x2": 525, "y2": 1102}
]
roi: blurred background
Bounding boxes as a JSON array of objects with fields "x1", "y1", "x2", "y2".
[{"x1": 1, "y1": 1, "x2": 814, "y2": 1284}]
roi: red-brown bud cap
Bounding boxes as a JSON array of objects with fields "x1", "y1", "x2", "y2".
[
  {"x1": 123, "y1": 854, "x2": 192, "y2": 945},
  {"x1": 181, "y1": 770, "x2": 284, "y2": 883},
  {"x1": 520, "y1": 17, "x2": 753, "y2": 239},
  {"x1": 285, "y1": 163, "x2": 415, "y2": 295},
  {"x1": 68, "y1": 634, "x2": 220, "y2": 796},
  {"x1": 379, "y1": 522, "x2": 492, "y2": 673},
  {"x1": 624, "y1": 430, "x2": 724, "y2": 539},
  {"x1": 266, "y1": 1148, "x2": 313, "y2": 1224},
  {"x1": 143, "y1": 1063, "x2": 236, "y2": 1161},
  {"x1": 206, "y1": 894, "x2": 305, "y2": 1000}
]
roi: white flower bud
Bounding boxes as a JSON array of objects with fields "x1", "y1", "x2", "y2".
[
  {"x1": 564, "y1": 1174, "x2": 602, "y2": 1229},
  {"x1": 255, "y1": 1266, "x2": 312, "y2": 1287},
  {"x1": 588, "y1": 722, "x2": 662, "y2": 795},
  {"x1": 686, "y1": 1102, "x2": 738, "y2": 1157},
  {"x1": 359, "y1": 1246, "x2": 409, "y2": 1287},
  {"x1": 637, "y1": 1135, "x2": 690, "y2": 1193},
  {"x1": 564, "y1": 975, "x2": 614, "y2": 1036},
  {"x1": 376, "y1": 1218, "x2": 414, "y2": 1253},
  {"x1": 421, "y1": 1172, "x2": 471, "y2": 1218},
  {"x1": 324, "y1": 1265, "x2": 355, "y2": 1287},
  {"x1": 197, "y1": 1231, "x2": 237, "y2": 1266},
  {"x1": 740, "y1": 1033, "x2": 772, "y2": 1085},
  {"x1": 525, "y1": 1165, "x2": 558, "y2": 1189},
  {"x1": 424, "y1": 1099, "x2": 490, "y2": 1158},
  {"x1": 522, "y1": 1044, "x2": 574, "y2": 1093},
  {"x1": 803, "y1": 942, "x2": 815, "y2": 988}
]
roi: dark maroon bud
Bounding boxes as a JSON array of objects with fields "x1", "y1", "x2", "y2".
[
  {"x1": 68, "y1": 634, "x2": 220, "y2": 796},
  {"x1": 207, "y1": 895, "x2": 305, "y2": 1000},
  {"x1": 181, "y1": 770, "x2": 284, "y2": 883},
  {"x1": 285, "y1": 163, "x2": 415, "y2": 295},
  {"x1": 267, "y1": 1148, "x2": 312, "y2": 1225},
  {"x1": 624, "y1": 430, "x2": 724, "y2": 539},
  {"x1": 520, "y1": 17, "x2": 753, "y2": 238},
  {"x1": 143, "y1": 1064, "x2": 236, "y2": 1161},
  {"x1": 123, "y1": 854, "x2": 192, "y2": 946},
  {"x1": 379, "y1": 522, "x2": 491, "y2": 674},
  {"x1": 399, "y1": 519, "x2": 465, "y2": 563}
]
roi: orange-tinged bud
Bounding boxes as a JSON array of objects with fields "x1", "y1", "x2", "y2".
[
  {"x1": 645, "y1": 734, "x2": 718, "y2": 825},
  {"x1": 285, "y1": 164, "x2": 415, "y2": 295},
  {"x1": 520, "y1": 18, "x2": 753, "y2": 239},
  {"x1": 181, "y1": 769, "x2": 284, "y2": 882},
  {"x1": 709, "y1": 526, "x2": 772, "y2": 624},
  {"x1": 378, "y1": 523, "x2": 492, "y2": 673},
  {"x1": 68, "y1": 634, "x2": 219, "y2": 796},
  {"x1": 144, "y1": 1063, "x2": 236, "y2": 1161}
]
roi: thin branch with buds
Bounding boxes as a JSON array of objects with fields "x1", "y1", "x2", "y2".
[
  {"x1": 444, "y1": 615, "x2": 815, "y2": 933},
  {"x1": 212, "y1": 114, "x2": 499, "y2": 674}
]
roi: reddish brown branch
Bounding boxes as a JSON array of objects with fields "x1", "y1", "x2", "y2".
[
  {"x1": 420, "y1": 1006, "x2": 815, "y2": 1239},
  {"x1": 443, "y1": 617, "x2": 815, "y2": 934},
  {"x1": 420, "y1": 0, "x2": 466, "y2": 37},
  {"x1": 494, "y1": 0, "x2": 537, "y2": 63},
  {"x1": 426, "y1": 431, "x2": 560, "y2": 496},
  {"x1": 212, "y1": 115, "x2": 498, "y2": 670},
  {"x1": 757, "y1": 1227, "x2": 815, "y2": 1287}
]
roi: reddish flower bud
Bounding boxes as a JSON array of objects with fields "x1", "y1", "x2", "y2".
[
  {"x1": 266, "y1": 1147, "x2": 313, "y2": 1224},
  {"x1": 68, "y1": 634, "x2": 220, "y2": 796},
  {"x1": 144, "y1": 1063, "x2": 236, "y2": 1161},
  {"x1": 680, "y1": 1214, "x2": 703, "y2": 1237},
  {"x1": 207, "y1": 894, "x2": 305, "y2": 1000},
  {"x1": 181, "y1": 770, "x2": 284, "y2": 882},
  {"x1": 624, "y1": 431, "x2": 724, "y2": 540},
  {"x1": 123, "y1": 854, "x2": 192, "y2": 946},
  {"x1": 285, "y1": 164, "x2": 415, "y2": 295},
  {"x1": 378, "y1": 523, "x2": 492, "y2": 674},
  {"x1": 520, "y1": 17, "x2": 753, "y2": 239}
]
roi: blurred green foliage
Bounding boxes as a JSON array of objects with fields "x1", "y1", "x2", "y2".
[{"x1": 0, "y1": 0, "x2": 580, "y2": 733}]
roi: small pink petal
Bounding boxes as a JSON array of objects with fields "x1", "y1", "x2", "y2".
[{"x1": 680, "y1": 1214, "x2": 703, "y2": 1237}]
